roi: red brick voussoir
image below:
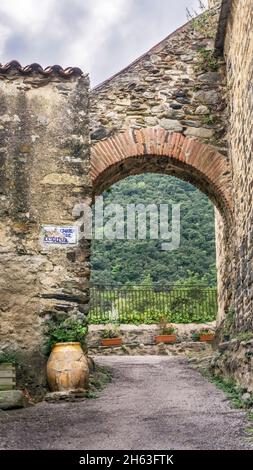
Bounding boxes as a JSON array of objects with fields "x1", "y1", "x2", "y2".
[{"x1": 91, "y1": 128, "x2": 233, "y2": 226}]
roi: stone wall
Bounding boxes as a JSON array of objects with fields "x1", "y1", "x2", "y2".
[
  {"x1": 91, "y1": 9, "x2": 226, "y2": 153},
  {"x1": 215, "y1": 0, "x2": 253, "y2": 332},
  {"x1": 211, "y1": 0, "x2": 253, "y2": 391},
  {"x1": 212, "y1": 338, "x2": 253, "y2": 392},
  {"x1": 90, "y1": 7, "x2": 234, "y2": 324},
  {"x1": 0, "y1": 0, "x2": 252, "y2": 396},
  {"x1": 0, "y1": 65, "x2": 91, "y2": 393},
  {"x1": 224, "y1": 0, "x2": 253, "y2": 331},
  {"x1": 88, "y1": 322, "x2": 216, "y2": 347},
  {"x1": 88, "y1": 323, "x2": 214, "y2": 357},
  {"x1": 91, "y1": 129, "x2": 233, "y2": 223},
  {"x1": 215, "y1": 209, "x2": 235, "y2": 324}
]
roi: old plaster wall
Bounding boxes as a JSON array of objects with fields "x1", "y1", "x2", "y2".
[{"x1": 0, "y1": 66, "x2": 91, "y2": 391}]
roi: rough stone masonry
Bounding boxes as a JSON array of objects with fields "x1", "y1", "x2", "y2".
[
  {"x1": 90, "y1": 3, "x2": 234, "y2": 325},
  {"x1": 211, "y1": 0, "x2": 253, "y2": 390},
  {"x1": 0, "y1": 64, "x2": 91, "y2": 393},
  {"x1": 0, "y1": 0, "x2": 252, "y2": 394}
]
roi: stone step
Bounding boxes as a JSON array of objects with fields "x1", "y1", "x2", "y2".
[{"x1": 0, "y1": 390, "x2": 24, "y2": 410}]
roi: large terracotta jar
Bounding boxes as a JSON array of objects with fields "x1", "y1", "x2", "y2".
[{"x1": 47, "y1": 342, "x2": 89, "y2": 392}]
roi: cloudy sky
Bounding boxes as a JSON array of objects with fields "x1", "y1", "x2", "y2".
[{"x1": 0, "y1": 0, "x2": 208, "y2": 86}]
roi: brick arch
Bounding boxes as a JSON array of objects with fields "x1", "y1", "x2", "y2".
[{"x1": 91, "y1": 128, "x2": 233, "y2": 224}]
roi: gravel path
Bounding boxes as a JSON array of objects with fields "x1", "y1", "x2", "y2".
[{"x1": 0, "y1": 356, "x2": 251, "y2": 450}]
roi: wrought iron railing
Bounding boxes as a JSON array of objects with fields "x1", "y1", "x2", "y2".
[{"x1": 89, "y1": 284, "x2": 217, "y2": 324}]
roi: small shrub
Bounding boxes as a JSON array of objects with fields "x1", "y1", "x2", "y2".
[
  {"x1": 191, "y1": 332, "x2": 200, "y2": 341},
  {"x1": 44, "y1": 318, "x2": 88, "y2": 355},
  {"x1": 191, "y1": 10, "x2": 216, "y2": 39},
  {"x1": 102, "y1": 325, "x2": 121, "y2": 339},
  {"x1": 0, "y1": 351, "x2": 19, "y2": 365},
  {"x1": 89, "y1": 281, "x2": 217, "y2": 325},
  {"x1": 199, "y1": 328, "x2": 214, "y2": 335},
  {"x1": 84, "y1": 391, "x2": 97, "y2": 399},
  {"x1": 158, "y1": 316, "x2": 176, "y2": 335},
  {"x1": 195, "y1": 48, "x2": 219, "y2": 73},
  {"x1": 201, "y1": 115, "x2": 216, "y2": 125},
  {"x1": 203, "y1": 372, "x2": 249, "y2": 409},
  {"x1": 233, "y1": 332, "x2": 253, "y2": 342}
]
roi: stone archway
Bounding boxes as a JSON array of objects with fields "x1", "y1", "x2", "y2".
[
  {"x1": 91, "y1": 128, "x2": 233, "y2": 225},
  {"x1": 90, "y1": 127, "x2": 234, "y2": 324}
]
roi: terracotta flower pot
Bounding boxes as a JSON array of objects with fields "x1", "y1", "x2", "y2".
[
  {"x1": 199, "y1": 334, "x2": 215, "y2": 342},
  {"x1": 47, "y1": 342, "x2": 89, "y2": 392},
  {"x1": 155, "y1": 334, "x2": 177, "y2": 344},
  {"x1": 101, "y1": 337, "x2": 122, "y2": 347}
]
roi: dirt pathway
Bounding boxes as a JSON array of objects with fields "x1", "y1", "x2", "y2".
[{"x1": 0, "y1": 356, "x2": 251, "y2": 450}]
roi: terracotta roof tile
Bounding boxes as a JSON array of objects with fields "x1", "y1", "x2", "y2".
[{"x1": 0, "y1": 60, "x2": 83, "y2": 78}]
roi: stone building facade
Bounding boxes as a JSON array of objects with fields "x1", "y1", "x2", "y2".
[
  {"x1": 214, "y1": 0, "x2": 253, "y2": 331},
  {"x1": 211, "y1": 0, "x2": 253, "y2": 389},
  {"x1": 0, "y1": 65, "x2": 90, "y2": 391},
  {"x1": 90, "y1": 4, "x2": 233, "y2": 322},
  {"x1": 224, "y1": 0, "x2": 253, "y2": 330},
  {"x1": 0, "y1": 0, "x2": 252, "y2": 392}
]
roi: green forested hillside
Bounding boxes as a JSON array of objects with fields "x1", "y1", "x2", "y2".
[{"x1": 91, "y1": 174, "x2": 216, "y2": 286}]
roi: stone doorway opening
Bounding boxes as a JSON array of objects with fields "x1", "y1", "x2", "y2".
[{"x1": 89, "y1": 170, "x2": 218, "y2": 354}]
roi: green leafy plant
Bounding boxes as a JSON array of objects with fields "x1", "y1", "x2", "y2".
[
  {"x1": 44, "y1": 318, "x2": 88, "y2": 354},
  {"x1": 199, "y1": 328, "x2": 214, "y2": 335},
  {"x1": 89, "y1": 365, "x2": 112, "y2": 391},
  {"x1": 248, "y1": 412, "x2": 253, "y2": 421},
  {"x1": 191, "y1": 332, "x2": 200, "y2": 341},
  {"x1": 192, "y1": 84, "x2": 202, "y2": 92},
  {"x1": 102, "y1": 325, "x2": 121, "y2": 339},
  {"x1": 203, "y1": 371, "x2": 252, "y2": 409},
  {"x1": 191, "y1": 9, "x2": 216, "y2": 39},
  {"x1": 201, "y1": 114, "x2": 216, "y2": 125},
  {"x1": 89, "y1": 274, "x2": 217, "y2": 326},
  {"x1": 0, "y1": 350, "x2": 19, "y2": 365},
  {"x1": 195, "y1": 48, "x2": 219, "y2": 73},
  {"x1": 84, "y1": 391, "x2": 97, "y2": 399},
  {"x1": 158, "y1": 317, "x2": 176, "y2": 335},
  {"x1": 233, "y1": 332, "x2": 253, "y2": 342},
  {"x1": 91, "y1": 173, "x2": 217, "y2": 289}
]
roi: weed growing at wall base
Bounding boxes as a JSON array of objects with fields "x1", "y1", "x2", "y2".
[
  {"x1": 203, "y1": 370, "x2": 253, "y2": 409},
  {"x1": 0, "y1": 351, "x2": 19, "y2": 365}
]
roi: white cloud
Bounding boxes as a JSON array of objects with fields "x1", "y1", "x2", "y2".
[
  {"x1": 64, "y1": 0, "x2": 133, "y2": 70},
  {"x1": 0, "y1": 0, "x2": 52, "y2": 32},
  {"x1": 0, "y1": 24, "x2": 11, "y2": 57},
  {"x1": 0, "y1": 0, "x2": 209, "y2": 85}
]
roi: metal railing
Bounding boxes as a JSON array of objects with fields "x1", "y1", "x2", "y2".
[{"x1": 89, "y1": 284, "x2": 217, "y2": 324}]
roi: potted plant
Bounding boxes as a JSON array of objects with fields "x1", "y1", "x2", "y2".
[
  {"x1": 101, "y1": 325, "x2": 122, "y2": 347},
  {"x1": 155, "y1": 317, "x2": 177, "y2": 344},
  {"x1": 199, "y1": 329, "x2": 215, "y2": 342},
  {"x1": 44, "y1": 318, "x2": 89, "y2": 392},
  {"x1": 191, "y1": 332, "x2": 200, "y2": 342}
]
